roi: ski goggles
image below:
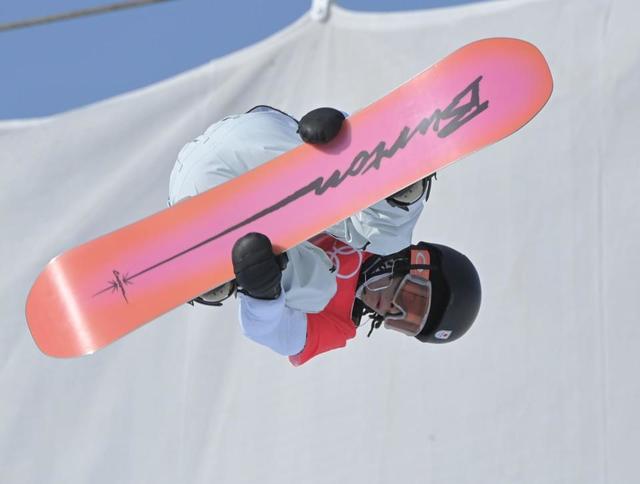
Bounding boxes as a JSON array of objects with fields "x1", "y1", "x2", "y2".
[
  {"x1": 385, "y1": 274, "x2": 432, "y2": 336},
  {"x1": 357, "y1": 247, "x2": 432, "y2": 336}
]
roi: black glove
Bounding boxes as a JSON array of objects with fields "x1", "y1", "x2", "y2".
[
  {"x1": 297, "y1": 107, "x2": 345, "y2": 144},
  {"x1": 232, "y1": 232, "x2": 287, "y2": 300}
]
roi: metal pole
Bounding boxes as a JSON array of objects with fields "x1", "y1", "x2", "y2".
[
  {"x1": 0, "y1": 0, "x2": 176, "y2": 33},
  {"x1": 310, "y1": 0, "x2": 332, "y2": 22}
]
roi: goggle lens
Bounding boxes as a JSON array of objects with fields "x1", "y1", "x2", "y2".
[{"x1": 384, "y1": 275, "x2": 432, "y2": 336}]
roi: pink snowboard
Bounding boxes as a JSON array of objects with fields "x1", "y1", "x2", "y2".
[{"x1": 26, "y1": 38, "x2": 553, "y2": 357}]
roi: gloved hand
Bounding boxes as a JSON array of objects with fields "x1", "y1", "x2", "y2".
[
  {"x1": 232, "y1": 232, "x2": 288, "y2": 300},
  {"x1": 297, "y1": 107, "x2": 345, "y2": 144}
]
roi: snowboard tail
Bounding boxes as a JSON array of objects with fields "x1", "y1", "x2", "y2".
[{"x1": 26, "y1": 38, "x2": 553, "y2": 357}]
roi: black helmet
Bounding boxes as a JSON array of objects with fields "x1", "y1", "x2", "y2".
[
  {"x1": 414, "y1": 243, "x2": 481, "y2": 343},
  {"x1": 353, "y1": 242, "x2": 481, "y2": 343}
]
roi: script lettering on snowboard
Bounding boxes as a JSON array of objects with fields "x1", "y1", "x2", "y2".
[{"x1": 95, "y1": 76, "x2": 489, "y2": 303}]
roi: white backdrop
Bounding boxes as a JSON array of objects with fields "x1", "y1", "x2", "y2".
[{"x1": 1, "y1": 0, "x2": 639, "y2": 483}]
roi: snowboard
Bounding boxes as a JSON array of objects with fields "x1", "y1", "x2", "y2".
[{"x1": 26, "y1": 38, "x2": 553, "y2": 357}]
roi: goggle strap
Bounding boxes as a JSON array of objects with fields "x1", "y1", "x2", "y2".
[{"x1": 410, "y1": 247, "x2": 431, "y2": 279}]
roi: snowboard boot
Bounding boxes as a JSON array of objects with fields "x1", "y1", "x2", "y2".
[{"x1": 386, "y1": 174, "x2": 436, "y2": 211}]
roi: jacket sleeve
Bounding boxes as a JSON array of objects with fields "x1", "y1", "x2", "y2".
[
  {"x1": 237, "y1": 241, "x2": 339, "y2": 357},
  {"x1": 239, "y1": 289, "x2": 357, "y2": 365},
  {"x1": 238, "y1": 290, "x2": 308, "y2": 356}
]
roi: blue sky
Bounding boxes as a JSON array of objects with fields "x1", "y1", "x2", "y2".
[{"x1": 0, "y1": 0, "x2": 485, "y2": 119}]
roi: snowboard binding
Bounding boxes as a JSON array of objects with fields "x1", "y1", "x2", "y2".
[{"x1": 386, "y1": 173, "x2": 436, "y2": 211}]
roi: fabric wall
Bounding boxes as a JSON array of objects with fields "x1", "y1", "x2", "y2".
[{"x1": 1, "y1": 0, "x2": 638, "y2": 482}]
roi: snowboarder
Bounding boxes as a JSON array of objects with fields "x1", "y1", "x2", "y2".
[{"x1": 169, "y1": 106, "x2": 481, "y2": 365}]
